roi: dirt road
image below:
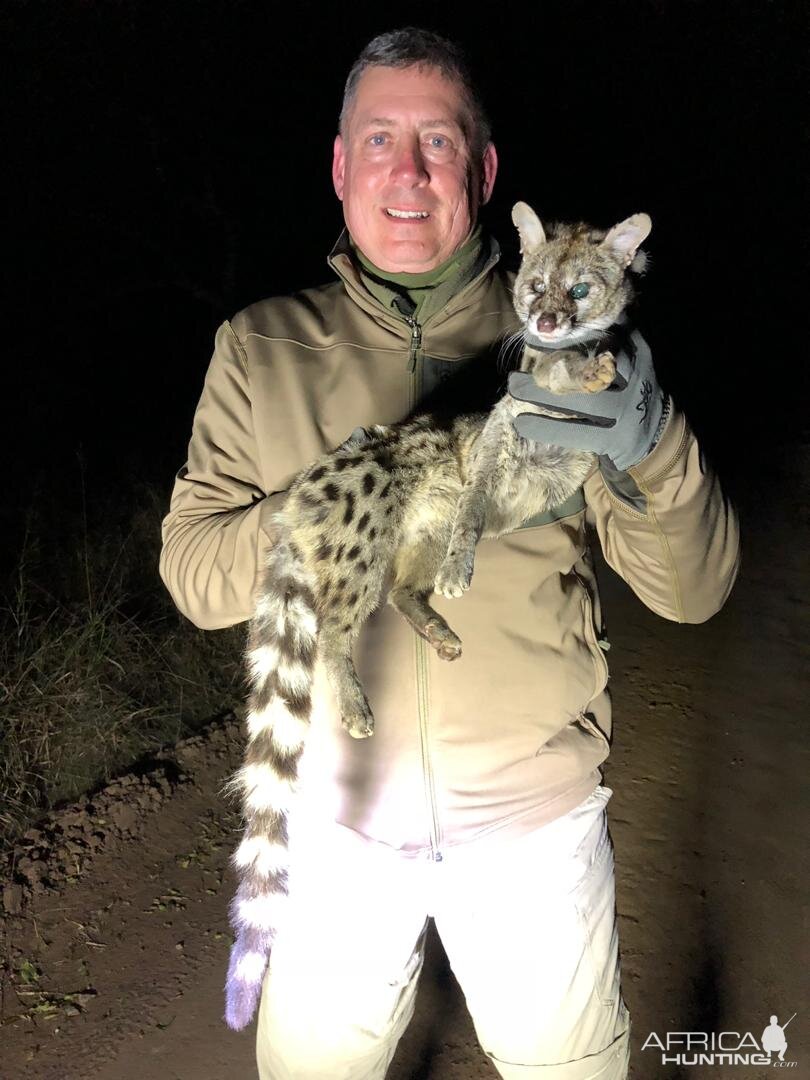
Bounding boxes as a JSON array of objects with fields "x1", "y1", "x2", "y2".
[{"x1": 2, "y1": 478, "x2": 807, "y2": 1080}]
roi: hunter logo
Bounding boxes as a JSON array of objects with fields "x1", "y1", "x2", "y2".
[
  {"x1": 641, "y1": 1013, "x2": 798, "y2": 1068},
  {"x1": 762, "y1": 1015, "x2": 795, "y2": 1063}
]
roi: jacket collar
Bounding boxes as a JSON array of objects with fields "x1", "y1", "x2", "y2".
[{"x1": 326, "y1": 228, "x2": 503, "y2": 332}]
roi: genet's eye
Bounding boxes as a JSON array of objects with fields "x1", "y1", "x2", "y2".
[
  {"x1": 532, "y1": 281, "x2": 546, "y2": 295},
  {"x1": 569, "y1": 282, "x2": 590, "y2": 300}
]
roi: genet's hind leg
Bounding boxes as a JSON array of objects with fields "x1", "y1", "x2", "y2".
[
  {"x1": 389, "y1": 586, "x2": 463, "y2": 661},
  {"x1": 388, "y1": 529, "x2": 462, "y2": 661},
  {"x1": 318, "y1": 624, "x2": 375, "y2": 738}
]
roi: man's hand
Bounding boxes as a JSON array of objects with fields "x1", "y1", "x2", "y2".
[
  {"x1": 336, "y1": 424, "x2": 396, "y2": 453},
  {"x1": 507, "y1": 333, "x2": 666, "y2": 471},
  {"x1": 336, "y1": 426, "x2": 373, "y2": 451}
]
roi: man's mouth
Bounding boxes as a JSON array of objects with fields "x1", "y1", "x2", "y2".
[{"x1": 384, "y1": 208, "x2": 430, "y2": 219}]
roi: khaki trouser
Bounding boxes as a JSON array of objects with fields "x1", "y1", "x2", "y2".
[{"x1": 256, "y1": 786, "x2": 630, "y2": 1079}]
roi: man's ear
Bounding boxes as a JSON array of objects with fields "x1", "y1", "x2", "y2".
[
  {"x1": 480, "y1": 142, "x2": 498, "y2": 206},
  {"x1": 332, "y1": 134, "x2": 346, "y2": 201}
]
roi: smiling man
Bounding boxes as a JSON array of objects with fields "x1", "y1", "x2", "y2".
[
  {"x1": 332, "y1": 62, "x2": 497, "y2": 272},
  {"x1": 160, "y1": 28, "x2": 739, "y2": 1080}
]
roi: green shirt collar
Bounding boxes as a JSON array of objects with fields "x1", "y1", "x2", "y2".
[
  {"x1": 353, "y1": 226, "x2": 482, "y2": 286},
  {"x1": 350, "y1": 226, "x2": 487, "y2": 323}
]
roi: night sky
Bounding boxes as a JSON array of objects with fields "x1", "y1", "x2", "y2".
[{"x1": 5, "y1": 0, "x2": 804, "y2": 565}]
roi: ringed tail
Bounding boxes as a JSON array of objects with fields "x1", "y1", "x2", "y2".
[{"x1": 224, "y1": 517, "x2": 318, "y2": 1030}]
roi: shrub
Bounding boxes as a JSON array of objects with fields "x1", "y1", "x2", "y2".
[{"x1": 0, "y1": 481, "x2": 243, "y2": 850}]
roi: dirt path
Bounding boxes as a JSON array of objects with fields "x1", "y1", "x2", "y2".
[{"x1": 2, "y1": 486, "x2": 807, "y2": 1080}]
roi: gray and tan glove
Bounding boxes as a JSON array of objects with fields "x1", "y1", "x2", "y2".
[
  {"x1": 335, "y1": 428, "x2": 368, "y2": 452},
  {"x1": 507, "y1": 330, "x2": 666, "y2": 471}
]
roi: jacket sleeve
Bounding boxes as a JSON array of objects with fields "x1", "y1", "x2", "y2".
[
  {"x1": 159, "y1": 320, "x2": 286, "y2": 630},
  {"x1": 583, "y1": 400, "x2": 740, "y2": 623}
]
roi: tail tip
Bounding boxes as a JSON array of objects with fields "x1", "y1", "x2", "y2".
[
  {"x1": 225, "y1": 940, "x2": 269, "y2": 1031},
  {"x1": 225, "y1": 981, "x2": 262, "y2": 1031}
]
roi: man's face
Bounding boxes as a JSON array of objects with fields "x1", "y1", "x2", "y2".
[{"x1": 332, "y1": 65, "x2": 498, "y2": 273}]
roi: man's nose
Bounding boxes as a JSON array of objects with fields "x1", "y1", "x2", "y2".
[{"x1": 390, "y1": 140, "x2": 429, "y2": 185}]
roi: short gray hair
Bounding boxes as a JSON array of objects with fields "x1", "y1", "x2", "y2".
[{"x1": 339, "y1": 28, "x2": 492, "y2": 159}]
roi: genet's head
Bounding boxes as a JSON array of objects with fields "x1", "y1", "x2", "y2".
[{"x1": 333, "y1": 29, "x2": 497, "y2": 273}]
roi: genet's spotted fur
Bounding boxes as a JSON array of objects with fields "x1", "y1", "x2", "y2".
[{"x1": 223, "y1": 202, "x2": 651, "y2": 1029}]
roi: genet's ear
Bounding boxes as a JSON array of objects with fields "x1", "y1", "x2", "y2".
[
  {"x1": 511, "y1": 202, "x2": 546, "y2": 255},
  {"x1": 602, "y1": 213, "x2": 652, "y2": 267}
]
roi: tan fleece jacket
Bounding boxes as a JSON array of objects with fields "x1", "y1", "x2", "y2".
[{"x1": 160, "y1": 232, "x2": 740, "y2": 854}]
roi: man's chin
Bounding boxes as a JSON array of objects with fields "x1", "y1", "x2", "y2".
[{"x1": 368, "y1": 237, "x2": 447, "y2": 274}]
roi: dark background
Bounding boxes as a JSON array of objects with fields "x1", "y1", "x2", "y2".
[{"x1": 4, "y1": 0, "x2": 805, "y2": 567}]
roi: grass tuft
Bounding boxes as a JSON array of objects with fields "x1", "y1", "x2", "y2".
[{"x1": 0, "y1": 481, "x2": 243, "y2": 851}]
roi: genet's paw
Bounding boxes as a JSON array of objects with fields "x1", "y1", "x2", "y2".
[
  {"x1": 580, "y1": 351, "x2": 616, "y2": 393},
  {"x1": 423, "y1": 619, "x2": 463, "y2": 661},
  {"x1": 342, "y1": 712, "x2": 375, "y2": 739},
  {"x1": 434, "y1": 556, "x2": 473, "y2": 599},
  {"x1": 437, "y1": 639, "x2": 463, "y2": 661}
]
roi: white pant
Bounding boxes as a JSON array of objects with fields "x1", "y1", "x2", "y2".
[{"x1": 256, "y1": 786, "x2": 630, "y2": 1079}]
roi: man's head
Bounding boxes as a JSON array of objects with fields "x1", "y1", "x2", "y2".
[{"x1": 332, "y1": 29, "x2": 498, "y2": 273}]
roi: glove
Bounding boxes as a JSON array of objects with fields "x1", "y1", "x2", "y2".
[
  {"x1": 507, "y1": 331, "x2": 666, "y2": 471},
  {"x1": 336, "y1": 426, "x2": 372, "y2": 451}
]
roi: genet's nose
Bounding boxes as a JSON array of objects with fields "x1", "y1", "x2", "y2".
[{"x1": 537, "y1": 314, "x2": 557, "y2": 332}]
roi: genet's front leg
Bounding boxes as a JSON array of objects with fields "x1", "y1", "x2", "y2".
[
  {"x1": 434, "y1": 481, "x2": 488, "y2": 598},
  {"x1": 547, "y1": 350, "x2": 615, "y2": 394}
]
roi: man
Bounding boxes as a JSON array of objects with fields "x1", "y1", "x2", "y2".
[{"x1": 160, "y1": 29, "x2": 739, "y2": 1080}]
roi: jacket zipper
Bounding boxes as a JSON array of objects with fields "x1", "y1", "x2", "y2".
[
  {"x1": 325, "y1": 241, "x2": 505, "y2": 864},
  {"x1": 415, "y1": 635, "x2": 443, "y2": 861},
  {"x1": 406, "y1": 316, "x2": 422, "y2": 376},
  {"x1": 403, "y1": 314, "x2": 442, "y2": 860}
]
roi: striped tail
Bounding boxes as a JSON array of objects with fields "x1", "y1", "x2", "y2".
[{"x1": 224, "y1": 518, "x2": 318, "y2": 1030}]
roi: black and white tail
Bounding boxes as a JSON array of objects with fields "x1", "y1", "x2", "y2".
[{"x1": 224, "y1": 518, "x2": 318, "y2": 1030}]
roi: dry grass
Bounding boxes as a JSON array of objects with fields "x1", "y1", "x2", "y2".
[{"x1": 0, "y1": 483, "x2": 243, "y2": 850}]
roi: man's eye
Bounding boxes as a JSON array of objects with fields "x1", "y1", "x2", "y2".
[
  {"x1": 427, "y1": 135, "x2": 449, "y2": 149},
  {"x1": 569, "y1": 282, "x2": 590, "y2": 300},
  {"x1": 368, "y1": 134, "x2": 387, "y2": 147}
]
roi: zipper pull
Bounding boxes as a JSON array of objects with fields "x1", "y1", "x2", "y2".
[{"x1": 407, "y1": 318, "x2": 422, "y2": 372}]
